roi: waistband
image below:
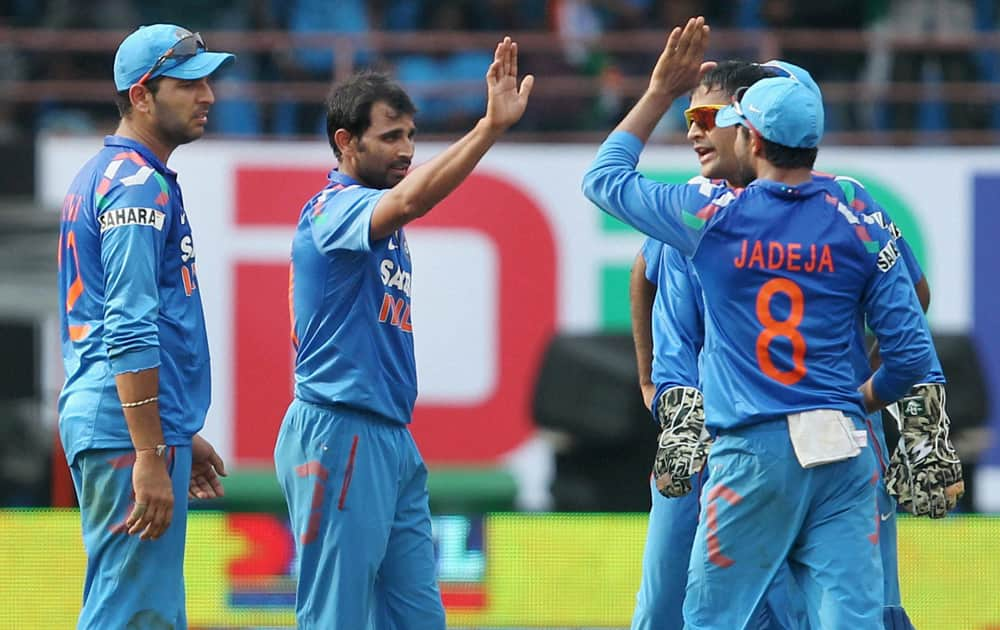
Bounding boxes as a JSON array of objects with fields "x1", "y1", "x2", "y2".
[
  {"x1": 713, "y1": 412, "x2": 867, "y2": 438},
  {"x1": 292, "y1": 397, "x2": 403, "y2": 427}
]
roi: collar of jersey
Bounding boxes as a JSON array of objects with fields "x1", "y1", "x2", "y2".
[
  {"x1": 103, "y1": 135, "x2": 175, "y2": 177},
  {"x1": 327, "y1": 168, "x2": 362, "y2": 187},
  {"x1": 748, "y1": 178, "x2": 825, "y2": 199}
]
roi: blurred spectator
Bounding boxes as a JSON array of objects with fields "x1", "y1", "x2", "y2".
[
  {"x1": 758, "y1": 0, "x2": 868, "y2": 132},
  {"x1": 205, "y1": 0, "x2": 282, "y2": 136},
  {"x1": 4, "y1": 0, "x2": 999, "y2": 139},
  {"x1": 369, "y1": 0, "x2": 426, "y2": 31},
  {"x1": 272, "y1": 0, "x2": 374, "y2": 137},
  {"x1": 551, "y1": 0, "x2": 604, "y2": 68},
  {"x1": 33, "y1": 0, "x2": 142, "y2": 135},
  {"x1": 864, "y1": 0, "x2": 990, "y2": 137},
  {"x1": 137, "y1": 0, "x2": 239, "y2": 31},
  {"x1": 395, "y1": 2, "x2": 492, "y2": 132},
  {"x1": 468, "y1": 0, "x2": 548, "y2": 31},
  {"x1": 547, "y1": 1, "x2": 655, "y2": 131}
]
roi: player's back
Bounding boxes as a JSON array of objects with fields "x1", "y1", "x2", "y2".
[{"x1": 693, "y1": 177, "x2": 894, "y2": 429}]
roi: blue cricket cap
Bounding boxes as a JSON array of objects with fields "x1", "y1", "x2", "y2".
[
  {"x1": 715, "y1": 76, "x2": 824, "y2": 149},
  {"x1": 114, "y1": 24, "x2": 235, "y2": 91}
]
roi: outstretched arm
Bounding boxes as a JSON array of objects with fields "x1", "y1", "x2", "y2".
[
  {"x1": 582, "y1": 17, "x2": 728, "y2": 256},
  {"x1": 370, "y1": 37, "x2": 534, "y2": 240}
]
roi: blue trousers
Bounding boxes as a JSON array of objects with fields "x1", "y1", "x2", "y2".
[
  {"x1": 631, "y1": 471, "x2": 808, "y2": 630},
  {"x1": 683, "y1": 419, "x2": 883, "y2": 629},
  {"x1": 865, "y1": 413, "x2": 916, "y2": 630},
  {"x1": 274, "y1": 399, "x2": 445, "y2": 630},
  {"x1": 70, "y1": 446, "x2": 192, "y2": 630}
]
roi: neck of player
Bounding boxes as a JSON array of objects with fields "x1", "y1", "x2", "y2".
[
  {"x1": 115, "y1": 119, "x2": 176, "y2": 165},
  {"x1": 754, "y1": 162, "x2": 812, "y2": 187}
]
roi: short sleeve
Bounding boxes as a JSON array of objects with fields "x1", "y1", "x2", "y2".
[{"x1": 308, "y1": 185, "x2": 387, "y2": 254}]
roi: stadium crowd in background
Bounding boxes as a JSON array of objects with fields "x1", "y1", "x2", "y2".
[{"x1": 1, "y1": 0, "x2": 998, "y2": 141}]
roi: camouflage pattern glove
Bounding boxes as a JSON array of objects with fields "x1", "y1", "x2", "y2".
[
  {"x1": 885, "y1": 384, "x2": 965, "y2": 518},
  {"x1": 653, "y1": 386, "x2": 710, "y2": 498}
]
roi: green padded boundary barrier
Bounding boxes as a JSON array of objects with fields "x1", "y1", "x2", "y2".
[{"x1": 204, "y1": 467, "x2": 518, "y2": 515}]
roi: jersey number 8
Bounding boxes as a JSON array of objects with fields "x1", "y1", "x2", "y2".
[{"x1": 755, "y1": 278, "x2": 807, "y2": 386}]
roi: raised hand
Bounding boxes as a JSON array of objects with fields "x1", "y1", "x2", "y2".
[
  {"x1": 648, "y1": 16, "x2": 715, "y2": 101},
  {"x1": 484, "y1": 36, "x2": 534, "y2": 132}
]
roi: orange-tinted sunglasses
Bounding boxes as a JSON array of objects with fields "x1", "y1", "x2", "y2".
[{"x1": 683, "y1": 104, "x2": 725, "y2": 131}]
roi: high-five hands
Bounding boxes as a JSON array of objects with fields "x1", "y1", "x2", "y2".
[
  {"x1": 484, "y1": 36, "x2": 534, "y2": 132},
  {"x1": 648, "y1": 16, "x2": 715, "y2": 102}
]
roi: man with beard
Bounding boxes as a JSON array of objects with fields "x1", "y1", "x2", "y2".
[
  {"x1": 275, "y1": 39, "x2": 532, "y2": 629},
  {"x1": 57, "y1": 24, "x2": 233, "y2": 629}
]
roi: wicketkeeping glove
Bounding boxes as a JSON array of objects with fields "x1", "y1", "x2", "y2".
[
  {"x1": 884, "y1": 383, "x2": 964, "y2": 518},
  {"x1": 653, "y1": 386, "x2": 710, "y2": 498}
]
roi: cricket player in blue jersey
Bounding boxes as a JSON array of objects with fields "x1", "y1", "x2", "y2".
[
  {"x1": 629, "y1": 61, "x2": 808, "y2": 630},
  {"x1": 584, "y1": 17, "x2": 938, "y2": 627},
  {"x1": 632, "y1": 237, "x2": 808, "y2": 630},
  {"x1": 274, "y1": 39, "x2": 532, "y2": 629},
  {"x1": 630, "y1": 58, "x2": 958, "y2": 629},
  {"x1": 56, "y1": 24, "x2": 233, "y2": 629},
  {"x1": 633, "y1": 222, "x2": 808, "y2": 626}
]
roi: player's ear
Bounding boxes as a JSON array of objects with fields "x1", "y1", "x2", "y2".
[
  {"x1": 749, "y1": 129, "x2": 765, "y2": 157},
  {"x1": 333, "y1": 128, "x2": 355, "y2": 157},
  {"x1": 128, "y1": 84, "x2": 154, "y2": 114}
]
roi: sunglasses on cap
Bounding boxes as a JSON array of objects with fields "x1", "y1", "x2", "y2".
[
  {"x1": 136, "y1": 32, "x2": 206, "y2": 87},
  {"x1": 683, "y1": 104, "x2": 725, "y2": 131},
  {"x1": 757, "y1": 62, "x2": 804, "y2": 84},
  {"x1": 729, "y1": 86, "x2": 765, "y2": 137}
]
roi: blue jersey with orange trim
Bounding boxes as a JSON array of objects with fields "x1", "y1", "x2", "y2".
[
  {"x1": 584, "y1": 131, "x2": 933, "y2": 430},
  {"x1": 641, "y1": 238, "x2": 704, "y2": 395},
  {"x1": 57, "y1": 136, "x2": 210, "y2": 464},
  {"x1": 289, "y1": 170, "x2": 416, "y2": 424}
]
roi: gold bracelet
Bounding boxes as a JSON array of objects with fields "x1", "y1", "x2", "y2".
[{"x1": 121, "y1": 396, "x2": 158, "y2": 409}]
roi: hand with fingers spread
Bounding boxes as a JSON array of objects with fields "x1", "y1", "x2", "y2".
[
  {"x1": 611, "y1": 16, "x2": 716, "y2": 142},
  {"x1": 648, "y1": 16, "x2": 715, "y2": 102},
  {"x1": 127, "y1": 451, "x2": 174, "y2": 540},
  {"x1": 189, "y1": 433, "x2": 227, "y2": 500},
  {"x1": 483, "y1": 36, "x2": 534, "y2": 133}
]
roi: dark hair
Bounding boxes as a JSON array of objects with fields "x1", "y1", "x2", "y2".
[
  {"x1": 699, "y1": 61, "x2": 775, "y2": 99},
  {"x1": 738, "y1": 126, "x2": 818, "y2": 169},
  {"x1": 325, "y1": 71, "x2": 416, "y2": 158},
  {"x1": 113, "y1": 78, "x2": 162, "y2": 117}
]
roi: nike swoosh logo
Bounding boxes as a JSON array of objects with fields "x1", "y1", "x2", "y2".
[{"x1": 880, "y1": 512, "x2": 893, "y2": 521}]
